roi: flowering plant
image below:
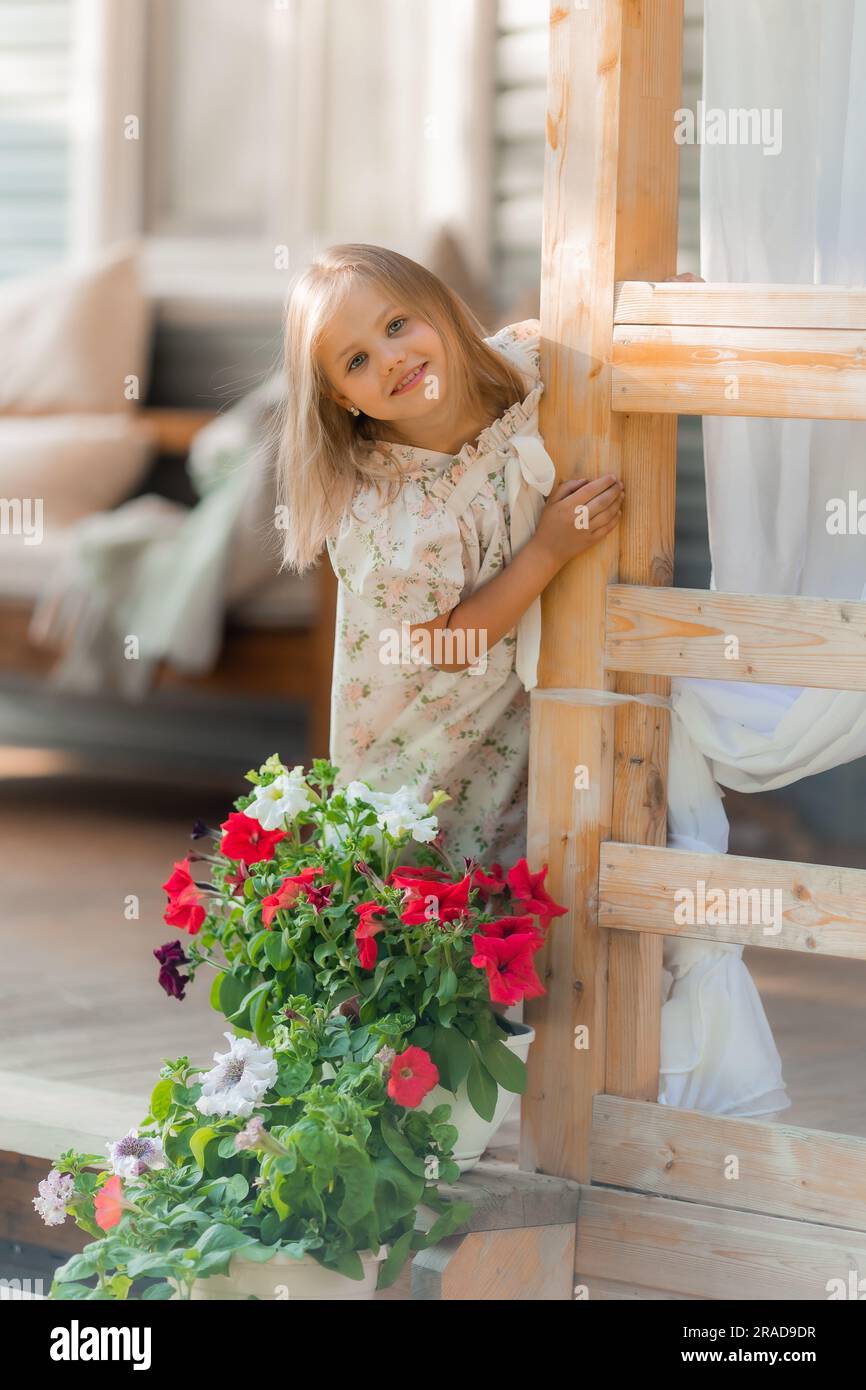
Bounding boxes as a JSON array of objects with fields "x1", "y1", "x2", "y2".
[
  {"x1": 46, "y1": 1001, "x2": 470, "y2": 1299},
  {"x1": 156, "y1": 757, "x2": 566, "y2": 1121}
]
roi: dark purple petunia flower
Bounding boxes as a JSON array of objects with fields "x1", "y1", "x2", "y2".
[
  {"x1": 154, "y1": 939, "x2": 190, "y2": 1000},
  {"x1": 190, "y1": 820, "x2": 211, "y2": 840}
]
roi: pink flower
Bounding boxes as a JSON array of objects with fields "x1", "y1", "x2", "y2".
[
  {"x1": 354, "y1": 902, "x2": 387, "y2": 970},
  {"x1": 160, "y1": 859, "x2": 206, "y2": 935},
  {"x1": 94, "y1": 1175, "x2": 132, "y2": 1231},
  {"x1": 471, "y1": 932, "x2": 545, "y2": 1006},
  {"x1": 219, "y1": 812, "x2": 286, "y2": 865},
  {"x1": 261, "y1": 866, "x2": 325, "y2": 928},
  {"x1": 507, "y1": 859, "x2": 568, "y2": 927},
  {"x1": 387, "y1": 1046, "x2": 439, "y2": 1107}
]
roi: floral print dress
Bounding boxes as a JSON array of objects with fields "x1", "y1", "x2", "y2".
[{"x1": 326, "y1": 319, "x2": 552, "y2": 868}]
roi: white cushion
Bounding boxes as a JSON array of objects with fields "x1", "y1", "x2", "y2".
[
  {"x1": 0, "y1": 242, "x2": 151, "y2": 414},
  {"x1": 0, "y1": 415, "x2": 154, "y2": 541}
]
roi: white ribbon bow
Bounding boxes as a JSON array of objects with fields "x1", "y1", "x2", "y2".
[{"x1": 505, "y1": 433, "x2": 557, "y2": 691}]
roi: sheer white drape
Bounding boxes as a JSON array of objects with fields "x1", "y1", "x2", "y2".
[{"x1": 659, "y1": 0, "x2": 866, "y2": 1115}]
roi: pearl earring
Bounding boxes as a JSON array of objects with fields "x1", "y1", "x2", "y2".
[{"x1": 348, "y1": 405, "x2": 360, "y2": 416}]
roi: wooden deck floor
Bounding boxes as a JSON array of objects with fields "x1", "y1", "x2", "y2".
[{"x1": 2, "y1": 772, "x2": 865, "y2": 1138}]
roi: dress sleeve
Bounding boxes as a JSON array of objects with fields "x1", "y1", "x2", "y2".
[
  {"x1": 485, "y1": 318, "x2": 541, "y2": 386},
  {"x1": 327, "y1": 475, "x2": 466, "y2": 626}
]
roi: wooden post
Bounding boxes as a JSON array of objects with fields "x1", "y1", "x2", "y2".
[{"x1": 521, "y1": 0, "x2": 683, "y2": 1180}]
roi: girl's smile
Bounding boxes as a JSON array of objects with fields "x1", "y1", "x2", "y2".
[{"x1": 391, "y1": 361, "x2": 428, "y2": 395}]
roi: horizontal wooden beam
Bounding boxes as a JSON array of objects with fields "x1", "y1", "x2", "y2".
[
  {"x1": 606, "y1": 584, "x2": 866, "y2": 690},
  {"x1": 592, "y1": 1095, "x2": 866, "y2": 1230},
  {"x1": 576, "y1": 1184, "x2": 866, "y2": 1300},
  {"x1": 614, "y1": 280, "x2": 866, "y2": 329},
  {"x1": 598, "y1": 842, "x2": 866, "y2": 958},
  {"x1": 611, "y1": 324, "x2": 866, "y2": 419}
]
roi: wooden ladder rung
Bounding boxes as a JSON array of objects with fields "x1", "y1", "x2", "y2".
[
  {"x1": 606, "y1": 584, "x2": 866, "y2": 690},
  {"x1": 611, "y1": 281, "x2": 866, "y2": 419},
  {"x1": 598, "y1": 841, "x2": 866, "y2": 959}
]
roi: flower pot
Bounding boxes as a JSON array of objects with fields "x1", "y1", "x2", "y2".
[
  {"x1": 174, "y1": 1248, "x2": 386, "y2": 1301},
  {"x1": 420, "y1": 1021, "x2": 535, "y2": 1172}
]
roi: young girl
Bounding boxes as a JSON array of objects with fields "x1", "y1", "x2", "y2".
[{"x1": 276, "y1": 243, "x2": 624, "y2": 868}]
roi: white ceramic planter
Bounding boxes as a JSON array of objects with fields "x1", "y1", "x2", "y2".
[
  {"x1": 174, "y1": 1247, "x2": 386, "y2": 1301},
  {"x1": 420, "y1": 1021, "x2": 535, "y2": 1172}
]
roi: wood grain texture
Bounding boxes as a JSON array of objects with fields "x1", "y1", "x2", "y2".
[
  {"x1": 614, "y1": 281, "x2": 866, "y2": 330},
  {"x1": 605, "y1": 0, "x2": 682, "y2": 1104},
  {"x1": 523, "y1": 0, "x2": 628, "y2": 1182},
  {"x1": 412, "y1": 1225, "x2": 576, "y2": 1300},
  {"x1": 576, "y1": 1184, "x2": 866, "y2": 1300},
  {"x1": 599, "y1": 841, "x2": 866, "y2": 957},
  {"x1": 592, "y1": 1095, "x2": 866, "y2": 1230},
  {"x1": 612, "y1": 323, "x2": 866, "y2": 419},
  {"x1": 606, "y1": 584, "x2": 866, "y2": 689}
]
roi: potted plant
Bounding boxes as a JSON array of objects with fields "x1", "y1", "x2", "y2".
[
  {"x1": 41, "y1": 1000, "x2": 471, "y2": 1301},
  {"x1": 155, "y1": 757, "x2": 566, "y2": 1168}
]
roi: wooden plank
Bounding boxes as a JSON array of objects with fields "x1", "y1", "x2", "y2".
[
  {"x1": 576, "y1": 1184, "x2": 866, "y2": 1300},
  {"x1": 605, "y1": 0, "x2": 682, "y2": 1103},
  {"x1": 523, "y1": 0, "x2": 627, "y2": 1182},
  {"x1": 0, "y1": 1152, "x2": 87, "y2": 1255},
  {"x1": 599, "y1": 841, "x2": 866, "y2": 959},
  {"x1": 412, "y1": 1225, "x2": 576, "y2": 1300},
  {"x1": 592, "y1": 1096, "x2": 866, "y2": 1230},
  {"x1": 0, "y1": 1070, "x2": 143, "y2": 1161},
  {"x1": 434, "y1": 1155, "x2": 581, "y2": 1232},
  {"x1": 606, "y1": 584, "x2": 866, "y2": 690},
  {"x1": 574, "y1": 1275, "x2": 701, "y2": 1300},
  {"x1": 614, "y1": 280, "x2": 866, "y2": 330},
  {"x1": 611, "y1": 324, "x2": 866, "y2": 419}
]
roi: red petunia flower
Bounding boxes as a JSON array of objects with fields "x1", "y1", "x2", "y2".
[
  {"x1": 387, "y1": 1046, "x2": 440, "y2": 1108},
  {"x1": 481, "y1": 913, "x2": 544, "y2": 944},
  {"x1": 161, "y1": 858, "x2": 206, "y2": 935},
  {"x1": 388, "y1": 865, "x2": 451, "y2": 889},
  {"x1": 473, "y1": 863, "x2": 507, "y2": 898},
  {"x1": 261, "y1": 866, "x2": 324, "y2": 928},
  {"x1": 506, "y1": 859, "x2": 568, "y2": 927},
  {"x1": 471, "y1": 932, "x2": 546, "y2": 1006},
  {"x1": 354, "y1": 902, "x2": 387, "y2": 970},
  {"x1": 94, "y1": 1175, "x2": 128, "y2": 1231},
  {"x1": 219, "y1": 812, "x2": 286, "y2": 865},
  {"x1": 400, "y1": 873, "x2": 471, "y2": 926}
]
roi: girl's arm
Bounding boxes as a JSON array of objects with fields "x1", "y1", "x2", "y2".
[{"x1": 410, "y1": 473, "x2": 624, "y2": 673}]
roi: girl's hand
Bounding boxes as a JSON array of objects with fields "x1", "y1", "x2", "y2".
[{"x1": 533, "y1": 474, "x2": 624, "y2": 571}]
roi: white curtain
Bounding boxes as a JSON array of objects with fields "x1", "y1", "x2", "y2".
[{"x1": 659, "y1": 0, "x2": 866, "y2": 1116}]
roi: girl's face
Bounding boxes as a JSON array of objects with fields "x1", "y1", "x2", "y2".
[{"x1": 318, "y1": 281, "x2": 446, "y2": 430}]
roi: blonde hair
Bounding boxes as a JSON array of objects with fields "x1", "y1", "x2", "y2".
[{"x1": 274, "y1": 243, "x2": 530, "y2": 573}]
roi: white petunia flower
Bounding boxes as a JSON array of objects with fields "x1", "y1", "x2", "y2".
[
  {"x1": 245, "y1": 767, "x2": 313, "y2": 830},
  {"x1": 33, "y1": 1169, "x2": 74, "y2": 1227},
  {"x1": 107, "y1": 1130, "x2": 166, "y2": 1179},
  {"x1": 194, "y1": 1032, "x2": 278, "y2": 1118},
  {"x1": 342, "y1": 782, "x2": 439, "y2": 844}
]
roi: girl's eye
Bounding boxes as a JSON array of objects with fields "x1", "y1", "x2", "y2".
[
  {"x1": 348, "y1": 353, "x2": 365, "y2": 372},
  {"x1": 387, "y1": 317, "x2": 406, "y2": 335}
]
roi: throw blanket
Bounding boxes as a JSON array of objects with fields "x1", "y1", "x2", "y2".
[{"x1": 29, "y1": 374, "x2": 287, "y2": 695}]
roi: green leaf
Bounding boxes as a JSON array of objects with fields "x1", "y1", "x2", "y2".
[
  {"x1": 226, "y1": 1173, "x2": 250, "y2": 1203},
  {"x1": 477, "y1": 1040, "x2": 527, "y2": 1095},
  {"x1": 437, "y1": 967, "x2": 458, "y2": 1004},
  {"x1": 380, "y1": 1112, "x2": 427, "y2": 1176},
  {"x1": 265, "y1": 931, "x2": 292, "y2": 971},
  {"x1": 253, "y1": 986, "x2": 272, "y2": 1044},
  {"x1": 189, "y1": 1126, "x2": 218, "y2": 1170},
  {"x1": 218, "y1": 972, "x2": 252, "y2": 1021},
  {"x1": 142, "y1": 1282, "x2": 176, "y2": 1300},
  {"x1": 335, "y1": 1143, "x2": 376, "y2": 1226},
  {"x1": 466, "y1": 1053, "x2": 498, "y2": 1122},
  {"x1": 377, "y1": 1229, "x2": 413, "y2": 1289},
  {"x1": 428, "y1": 1025, "x2": 473, "y2": 1092},
  {"x1": 149, "y1": 1077, "x2": 174, "y2": 1124}
]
